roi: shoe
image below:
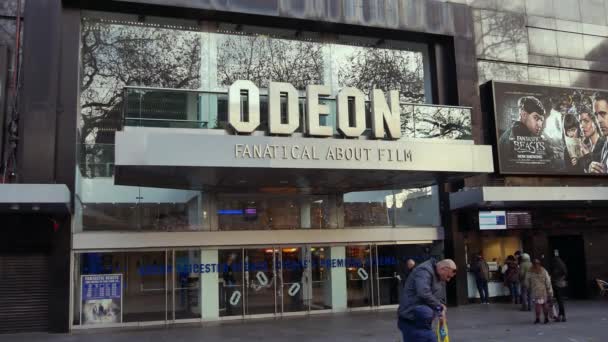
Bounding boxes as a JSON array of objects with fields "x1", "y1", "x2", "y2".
[
  {"x1": 534, "y1": 319, "x2": 540, "y2": 324},
  {"x1": 561, "y1": 317, "x2": 567, "y2": 322},
  {"x1": 544, "y1": 318, "x2": 549, "y2": 324}
]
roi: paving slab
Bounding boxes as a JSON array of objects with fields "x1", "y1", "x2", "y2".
[{"x1": 1, "y1": 301, "x2": 608, "y2": 341}]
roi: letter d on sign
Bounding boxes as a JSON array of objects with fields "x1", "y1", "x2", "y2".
[
  {"x1": 269, "y1": 82, "x2": 299, "y2": 135},
  {"x1": 229, "y1": 80, "x2": 260, "y2": 133}
]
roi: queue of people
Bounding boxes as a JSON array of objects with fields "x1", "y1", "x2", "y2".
[{"x1": 499, "y1": 251, "x2": 568, "y2": 324}]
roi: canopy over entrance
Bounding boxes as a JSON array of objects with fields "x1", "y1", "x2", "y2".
[{"x1": 114, "y1": 127, "x2": 494, "y2": 193}]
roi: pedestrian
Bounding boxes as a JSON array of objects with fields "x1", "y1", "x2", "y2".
[
  {"x1": 525, "y1": 258, "x2": 554, "y2": 324},
  {"x1": 397, "y1": 259, "x2": 457, "y2": 341},
  {"x1": 515, "y1": 250, "x2": 522, "y2": 265},
  {"x1": 398, "y1": 258, "x2": 416, "y2": 287},
  {"x1": 504, "y1": 255, "x2": 520, "y2": 304},
  {"x1": 222, "y1": 253, "x2": 237, "y2": 315},
  {"x1": 551, "y1": 254, "x2": 568, "y2": 322},
  {"x1": 397, "y1": 258, "x2": 416, "y2": 300},
  {"x1": 470, "y1": 254, "x2": 490, "y2": 304},
  {"x1": 519, "y1": 253, "x2": 533, "y2": 311}
]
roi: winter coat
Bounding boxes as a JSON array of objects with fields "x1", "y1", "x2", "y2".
[
  {"x1": 471, "y1": 259, "x2": 490, "y2": 281},
  {"x1": 398, "y1": 259, "x2": 445, "y2": 321},
  {"x1": 525, "y1": 267, "x2": 553, "y2": 300},
  {"x1": 551, "y1": 257, "x2": 568, "y2": 288},
  {"x1": 504, "y1": 261, "x2": 520, "y2": 285},
  {"x1": 519, "y1": 254, "x2": 532, "y2": 285}
]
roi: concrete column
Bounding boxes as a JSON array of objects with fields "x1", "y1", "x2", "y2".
[
  {"x1": 202, "y1": 192, "x2": 218, "y2": 230},
  {"x1": 200, "y1": 249, "x2": 219, "y2": 320},
  {"x1": 187, "y1": 193, "x2": 203, "y2": 227},
  {"x1": 300, "y1": 198, "x2": 311, "y2": 229},
  {"x1": 330, "y1": 246, "x2": 347, "y2": 311},
  {"x1": 327, "y1": 193, "x2": 345, "y2": 229}
]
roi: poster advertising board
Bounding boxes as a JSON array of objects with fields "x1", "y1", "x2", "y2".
[
  {"x1": 80, "y1": 274, "x2": 122, "y2": 325},
  {"x1": 492, "y1": 82, "x2": 608, "y2": 175}
]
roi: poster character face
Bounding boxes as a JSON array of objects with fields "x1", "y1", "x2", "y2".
[
  {"x1": 521, "y1": 111, "x2": 544, "y2": 136},
  {"x1": 593, "y1": 98, "x2": 608, "y2": 136},
  {"x1": 566, "y1": 127, "x2": 578, "y2": 138},
  {"x1": 563, "y1": 113, "x2": 580, "y2": 139},
  {"x1": 517, "y1": 96, "x2": 545, "y2": 136},
  {"x1": 580, "y1": 112, "x2": 597, "y2": 139}
]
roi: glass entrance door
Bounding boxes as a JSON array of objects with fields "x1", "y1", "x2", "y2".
[
  {"x1": 278, "y1": 246, "x2": 306, "y2": 313},
  {"x1": 219, "y1": 249, "x2": 244, "y2": 317},
  {"x1": 346, "y1": 245, "x2": 373, "y2": 308},
  {"x1": 172, "y1": 250, "x2": 201, "y2": 320},
  {"x1": 244, "y1": 248, "x2": 276, "y2": 315},
  {"x1": 309, "y1": 246, "x2": 332, "y2": 311},
  {"x1": 123, "y1": 251, "x2": 169, "y2": 322},
  {"x1": 374, "y1": 244, "x2": 401, "y2": 306}
]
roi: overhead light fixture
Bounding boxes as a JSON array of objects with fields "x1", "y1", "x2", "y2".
[
  {"x1": 9, "y1": 204, "x2": 19, "y2": 210},
  {"x1": 32, "y1": 205, "x2": 40, "y2": 211}
]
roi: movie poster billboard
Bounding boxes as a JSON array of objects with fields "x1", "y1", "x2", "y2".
[
  {"x1": 80, "y1": 274, "x2": 122, "y2": 325},
  {"x1": 492, "y1": 82, "x2": 608, "y2": 175}
]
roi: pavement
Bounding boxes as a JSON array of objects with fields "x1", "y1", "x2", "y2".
[{"x1": 1, "y1": 301, "x2": 608, "y2": 341}]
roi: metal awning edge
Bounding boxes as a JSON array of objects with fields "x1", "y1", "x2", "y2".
[{"x1": 450, "y1": 186, "x2": 608, "y2": 210}]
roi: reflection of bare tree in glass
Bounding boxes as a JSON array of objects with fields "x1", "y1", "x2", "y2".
[
  {"x1": 338, "y1": 49, "x2": 425, "y2": 103},
  {"x1": 474, "y1": 10, "x2": 526, "y2": 61},
  {"x1": 474, "y1": 10, "x2": 528, "y2": 83},
  {"x1": 80, "y1": 20, "x2": 200, "y2": 176},
  {"x1": 217, "y1": 35, "x2": 323, "y2": 89},
  {"x1": 80, "y1": 20, "x2": 201, "y2": 144},
  {"x1": 414, "y1": 107, "x2": 472, "y2": 139}
]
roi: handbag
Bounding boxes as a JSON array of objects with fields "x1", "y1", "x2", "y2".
[
  {"x1": 548, "y1": 297, "x2": 559, "y2": 319},
  {"x1": 436, "y1": 320, "x2": 450, "y2": 342}
]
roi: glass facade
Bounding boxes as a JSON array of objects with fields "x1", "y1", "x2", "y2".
[
  {"x1": 73, "y1": 242, "x2": 440, "y2": 326},
  {"x1": 74, "y1": 13, "x2": 465, "y2": 233},
  {"x1": 72, "y1": 12, "x2": 448, "y2": 328}
]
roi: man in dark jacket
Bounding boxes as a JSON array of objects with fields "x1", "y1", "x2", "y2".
[
  {"x1": 397, "y1": 258, "x2": 457, "y2": 341},
  {"x1": 471, "y1": 254, "x2": 490, "y2": 304}
]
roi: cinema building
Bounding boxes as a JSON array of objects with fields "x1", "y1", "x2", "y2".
[{"x1": 4, "y1": 0, "x2": 608, "y2": 335}]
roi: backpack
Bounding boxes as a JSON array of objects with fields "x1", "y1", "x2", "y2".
[{"x1": 505, "y1": 264, "x2": 520, "y2": 284}]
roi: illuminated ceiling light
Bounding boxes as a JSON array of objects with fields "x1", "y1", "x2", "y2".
[
  {"x1": 9, "y1": 204, "x2": 19, "y2": 210},
  {"x1": 32, "y1": 204, "x2": 40, "y2": 211}
]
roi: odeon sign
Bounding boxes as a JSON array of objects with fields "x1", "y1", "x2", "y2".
[{"x1": 227, "y1": 80, "x2": 402, "y2": 139}]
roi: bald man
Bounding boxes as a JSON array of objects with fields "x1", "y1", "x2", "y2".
[{"x1": 397, "y1": 258, "x2": 457, "y2": 342}]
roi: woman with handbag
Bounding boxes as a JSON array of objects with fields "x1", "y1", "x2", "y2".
[
  {"x1": 551, "y1": 255, "x2": 568, "y2": 322},
  {"x1": 525, "y1": 259, "x2": 554, "y2": 324}
]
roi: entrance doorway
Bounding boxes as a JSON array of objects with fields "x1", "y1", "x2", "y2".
[{"x1": 549, "y1": 235, "x2": 587, "y2": 299}]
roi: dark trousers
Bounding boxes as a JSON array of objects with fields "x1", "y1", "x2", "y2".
[
  {"x1": 398, "y1": 318, "x2": 436, "y2": 342},
  {"x1": 508, "y1": 283, "x2": 520, "y2": 303},
  {"x1": 521, "y1": 286, "x2": 532, "y2": 310},
  {"x1": 554, "y1": 286, "x2": 566, "y2": 317},
  {"x1": 476, "y1": 278, "x2": 489, "y2": 303}
]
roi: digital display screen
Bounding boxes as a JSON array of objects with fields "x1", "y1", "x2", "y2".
[{"x1": 479, "y1": 211, "x2": 507, "y2": 230}]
